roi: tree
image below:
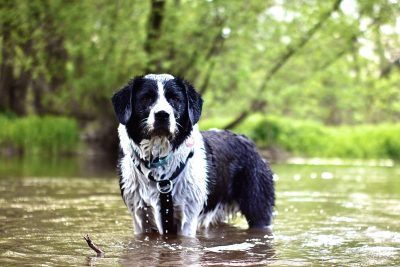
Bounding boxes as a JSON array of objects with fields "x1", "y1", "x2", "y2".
[{"x1": 1, "y1": 0, "x2": 399, "y2": 152}]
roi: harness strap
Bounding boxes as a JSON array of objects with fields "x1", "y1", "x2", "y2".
[
  {"x1": 148, "y1": 151, "x2": 194, "y2": 184},
  {"x1": 134, "y1": 150, "x2": 194, "y2": 235},
  {"x1": 159, "y1": 190, "x2": 175, "y2": 234}
]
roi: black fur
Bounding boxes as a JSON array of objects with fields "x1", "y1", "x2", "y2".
[
  {"x1": 201, "y1": 130, "x2": 275, "y2": 227},
  {"x1": 112, "y1": 74, "x2": 275, "y2": 232},
  {"x1": 174, "y1": 77, "x2": 203, "y2": 126},
  {"x1": 111, "y1": 81, "x2": 133, "y2": 125},
  {"x1": 112, "y1": 76, "x2": 200, "y2": 150}
]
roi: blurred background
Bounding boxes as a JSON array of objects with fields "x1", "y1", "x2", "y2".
[
  {"x1": 1, "y1": 2, "x2": 400, "y2": 265},
  {"x1": 1, "y1": 0, "x2": 399, "y2": 162}
]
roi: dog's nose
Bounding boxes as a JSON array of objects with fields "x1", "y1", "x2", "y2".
[{"x1": 154, "y1": 111, "x2": 170, "y2": 121}]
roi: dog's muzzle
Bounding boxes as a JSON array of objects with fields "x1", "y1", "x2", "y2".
[{"x1": 152, "y1": 111, "x2": 171, "y2": 136}]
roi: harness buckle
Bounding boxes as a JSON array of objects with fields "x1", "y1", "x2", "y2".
[{"x1": 156, "y1": 180, "x2": 173, "y2": 194}]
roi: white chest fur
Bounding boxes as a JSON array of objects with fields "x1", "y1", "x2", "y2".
[{"x1": 117, "y1": 124, "x2": 208, "y2": 236}]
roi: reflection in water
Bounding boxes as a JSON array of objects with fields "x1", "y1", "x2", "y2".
[
  {"x1": 121, "y1": 234, "x2": 203, "y2": 266},
  {"x1": 0, "y1": 154, "x2": 116, "y2": 178},
  {"x1": 0, "y1": 157, "x2": 400, "y2": 266},
  {"x1": 121, "y1": 226, "x2": 275, "y2": 266}
]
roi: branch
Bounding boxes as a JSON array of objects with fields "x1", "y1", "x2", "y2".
[
  {"x1": 198, "y1": 28, "x2": 227, "y2": 94},
  {"x1": 199, "y1": 61, "x2": 216, "y2": 94},
  {"x1": 178, "y1": 18, "x2": 226, "y2": 79},
  {"x1": 223, "y1": 0, "x2": 342, "y2": 129},
  {"x1": 318, "y1": 34, "x2": 358, "y2": 71},
  {"x1": 223, "y1": 110, "x2": 249, "y2": 130},
  {"x1": 223, "y1": 100, "x2": 265, "y2": 130},
  {"x1": 259, "y1": 0, "x2": 342, "y2": 92},
  {"x1": 380, "y1": 56, "x2": 400, "y2": 78},
  {"x1": 83, "y1": 234, "x2": 104, "y2": 257}
]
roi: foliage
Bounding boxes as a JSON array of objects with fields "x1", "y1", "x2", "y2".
[
  {"x1": 1, "y1": 0, "x2": 399, "y2": 157},
  {"x1": 201, "y1": 115, "x2": 400, "y2": 160},
  {"x1": 0, "y1": 115, "x2": 79, "y2": 155},
  {"x1": 1, "y1": 0, "x2": 399, "y2": 122}
]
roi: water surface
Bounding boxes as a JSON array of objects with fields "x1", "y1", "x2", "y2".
[{"x1": 0, "y1": 156, "x2": 399, "y2": 266}]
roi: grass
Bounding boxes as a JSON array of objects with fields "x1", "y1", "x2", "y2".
[
  {"x1": 0, "y1": 115, "x2": 79, "y2": 155},
  {"x1": 1, "y1": 113, "x2": 399, "y2": 160},
  {"x1": 200, "y1": 115, "x2": 400, "y2": 160}
]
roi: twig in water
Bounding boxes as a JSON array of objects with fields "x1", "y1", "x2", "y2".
[{"x1": 83, "y1": 234, "x2": 105, "y2": 257}]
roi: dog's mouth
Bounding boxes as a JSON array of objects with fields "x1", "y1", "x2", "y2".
[
  {"x1": 151, "y1": 122, "x2": 172, "y2": 137},
  {"x1": 150, "y1": 118, "x2": 173, "y2": 138},
  {"x1": 151, "y1": 126, "x2": 172, "y2": 137}
]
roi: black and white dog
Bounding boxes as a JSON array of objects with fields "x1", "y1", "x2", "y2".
[{"x1": 111, "y1": 74, "x2": 275, "y2": 237}]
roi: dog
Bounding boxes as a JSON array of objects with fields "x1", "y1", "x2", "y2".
[{"x1": 111, "y1": 74, "x2": 275, "y2": 237}]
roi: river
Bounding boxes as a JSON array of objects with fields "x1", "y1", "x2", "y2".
[{"x1": 0, "y1": 156, "x2": 399, "y2": 266}]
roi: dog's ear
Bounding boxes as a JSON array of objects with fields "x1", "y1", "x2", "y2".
[
  {"x1": 111, "y1": 82, "x2": 133, "y2": 125},
  {"x1": 178, "y1": 78, "x2": 203, "y2": 126}
]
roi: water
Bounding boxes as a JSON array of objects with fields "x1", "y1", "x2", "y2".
[{"x1": 1, "y1": 156, "x2": 399, "y2": 266}]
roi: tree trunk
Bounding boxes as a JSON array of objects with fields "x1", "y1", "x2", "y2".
[
  {"x1": 9, "y1": 71, "x2": 30, "y2": 116},
  {"x1": 0, "y1": 14, "x2": 32, "y2": 115},
  {"x1": 0, "y1": 49, "x2": 13, "y2": 112},
  {"x1": 32, "y1": 76, "x2": 48, "y2": 115},
  {"x1": 0, "y1": 12, "x2": 13, "y2": 112},
  {"x1": 144, "y1": 0, "x2": 166, "y2": 73},
  {"x1": 29, "y1": 1, "x2": 68, "y2": 115}
]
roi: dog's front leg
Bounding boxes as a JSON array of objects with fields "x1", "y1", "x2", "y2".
[
  {"x1": 124, "y1": 197, "x2": 144, "y2": 235},
  {"x1": 180, "y1": 218, "x2": 198, "y2": 237},
  {"x1": 177, "y1": 206, "x2": 201, "y2": 237},
  {"x1": 133, "y1": 206, "x2": 160, "y2": 235},
  {"x1": 133, "y1": 206, "x2": 146, "y2": 234}
]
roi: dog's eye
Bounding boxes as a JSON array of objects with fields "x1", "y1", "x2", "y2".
[
  {"x1": 168, "y1": 95, "x2": 180, "y2": 103},
  {"x1": 140, "y1": 94, "x2": 153, "y2": 103}
]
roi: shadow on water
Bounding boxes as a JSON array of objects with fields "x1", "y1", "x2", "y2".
[{"x1": 118, "y1": 226, "x2": 275, "y2": 266}]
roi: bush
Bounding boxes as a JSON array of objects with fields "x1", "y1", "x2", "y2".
[
  {"x1": 249, "y1": 116, "x2": 329, "y2": 155},
  {"x1": 325, "y1": 124, "x2": 400, "y2": 160},
  {"x1": 200, "y1": 115, "x2": 400, "y2": 160},
  {"x1": 0, "y1": 115, "x2": 80, "y2": 155}
]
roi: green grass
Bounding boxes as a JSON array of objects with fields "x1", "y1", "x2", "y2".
[
  {"x1": 1, "y1": 113, "x2": 399, "y2": 160},
  {"x1": 200, "y1": 115, "x2": 400, "y2": 160},
  {"x1": 0, "y1": 115, "x2": 80, "y2": 155}
]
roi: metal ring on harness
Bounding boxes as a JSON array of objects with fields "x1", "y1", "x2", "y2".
[{"x1": 157, "y1": 180, "x2": 173, "y2": 194}]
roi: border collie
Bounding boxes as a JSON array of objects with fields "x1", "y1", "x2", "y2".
[{"x1": 111, "y1": 74, "x2": 275, "y2": 237}]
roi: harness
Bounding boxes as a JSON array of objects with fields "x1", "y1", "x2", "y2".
[{"x1": 132, "y1": 146, "x2": 194, "y2": 235}]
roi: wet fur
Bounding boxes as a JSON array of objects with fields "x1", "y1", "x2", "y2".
[{"x1": 112, "y1": 74, "x2": 275, "y2": 237}]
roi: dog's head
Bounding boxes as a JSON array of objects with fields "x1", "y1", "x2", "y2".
[{"x1": 111, "y1": 74, "x2": 203, "y2": 148}]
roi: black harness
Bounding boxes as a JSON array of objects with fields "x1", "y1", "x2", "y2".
[{"x1": 133, "y1": 149, "x2": 194, "y2": 235}]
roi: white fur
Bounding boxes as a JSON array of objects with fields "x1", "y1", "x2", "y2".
[
  {"x1": 144, "y1": 74, "x2": 176, "y2": 136},
  {"x1": 146, "y1": 81, "x2": 177, "y2": 135},
  {"x1": 198, "y1": 203, "x2": 240, "y2": 228},
  {"x1": 144, "y1": 73, "x2": 174, "y2": 82},
  {"x1": 118, "y1": 73, "x2": 235, "y2": 236},
  {"x1": 118, "y1": 124, "x2": 209, "y2": 236}
]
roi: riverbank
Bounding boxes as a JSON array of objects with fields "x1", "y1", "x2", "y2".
[
  {"x1": 200, "y1": 115, "x2": 400, "y2": 161},
  {"x1": 0, "y1": 115, "x2": 79, "y2": 156},
  {"x1": 1, "y1": 114, "x2": 399, "y2": 161}
]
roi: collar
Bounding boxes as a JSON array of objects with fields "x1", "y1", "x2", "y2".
[
  {"x1": 132, "y1": 146, "x2": 194, "y2": 194},
  {"x1": 130, "y1": 142, "x2": 173, "y2": 169}
]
